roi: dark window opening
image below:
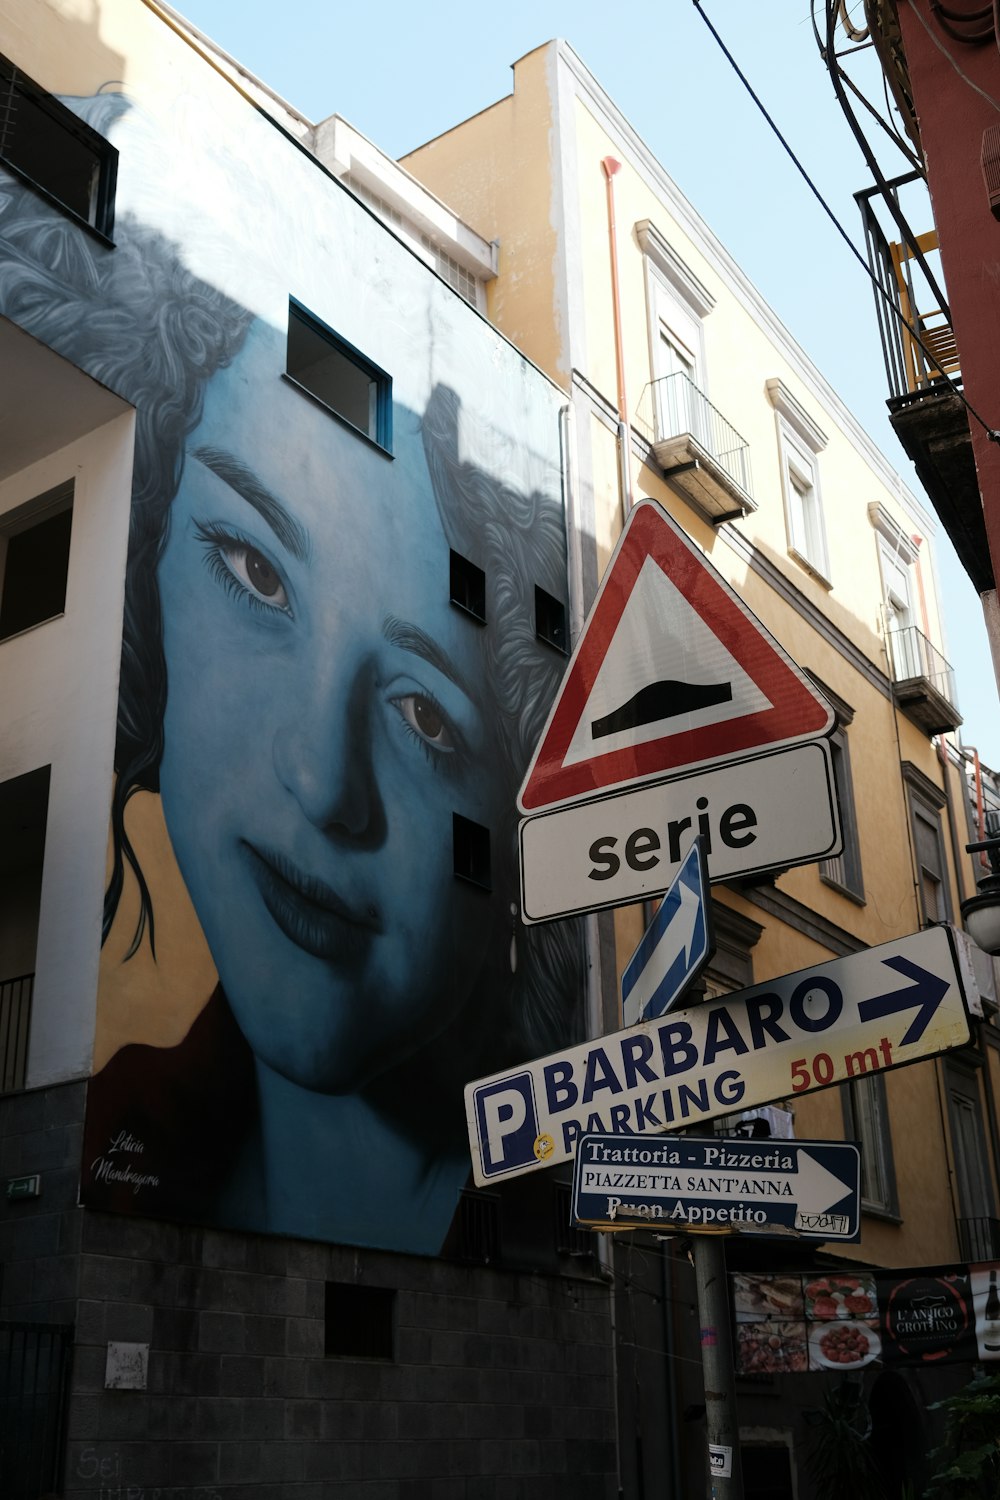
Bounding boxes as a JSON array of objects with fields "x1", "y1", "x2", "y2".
[
  {"x1": 0, "y1": 483, "x2": 73, "y2": 642},
  {"x1": 0, "y1": 765, "x2": 49, "y2": 1093},
  {"x1": 453, "y1": 1189, "x2": 501, "y2": 1264},
  {"x1": 286, "y1": 300, "x2": 391, "y2": 450},
  {"x1": 450, "y1": 550, "x2": 486, "y2": 623},
  {"x1": 324, "y1": 1283, "x2": 395, "y2": 1360},
  {"x1": 453, "y1": 814, "x2": 491, "y2": 890},
  {"x1": 0, "y1": 55, "x2": 117, "y2": 236},
  {"x1": 535, "y1": 586, "x2": 568, "y2": 654}
]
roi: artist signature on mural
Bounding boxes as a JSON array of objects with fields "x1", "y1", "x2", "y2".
[{"x1": 90, "y1": 1131, "x2": 160, "y2": 1195}]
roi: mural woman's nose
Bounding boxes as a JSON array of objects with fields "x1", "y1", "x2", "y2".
[{"x1": 271, "y1": 674, "x2": 373, "y2": 836}]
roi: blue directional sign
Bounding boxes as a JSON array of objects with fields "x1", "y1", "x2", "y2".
[
  {"x1": 622, "y1": 838, "x2": 714, "y2": 1026},
  {"x1": 572, "y1": 1132, "x2": 862, "y2": 1241}
]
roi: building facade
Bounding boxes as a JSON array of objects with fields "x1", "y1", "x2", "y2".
[
  {"x1": 402, "y1": 39, "x2": 1000, "y2": 1497},
  {"x1": 0, "y1": 6, "x2": 998, "y2": 1499}
]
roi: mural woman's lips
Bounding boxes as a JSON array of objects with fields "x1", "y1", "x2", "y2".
[{"x1": 241, "y1": 843, "x2": 381, "y2": 962}]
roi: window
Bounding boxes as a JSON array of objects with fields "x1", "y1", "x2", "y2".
[
  {"x1": 285, "y1": 300, "x2": 391, "y2": 450},
  {"x1": 453, "y1": 814, "x2": 491, "y2": 890},
  {"x1": 869, "y1": 503, "x2": 922, "y2": 679},
  {"x1": 843, "y1": 1072, "x2": 897, "y2": 1216},
  {"x1": 637, "y1": 220, "x2": 714, "y2": 446},
  {"x1": 534, "y1": 586, "x2": 568, "y2": 654},
  {"x1": 0, "y1": 481, "x2": 73, "y2": 642},
  {"x1": 810, "y1": 676, "x2": 864, "y2": 901},
  {"x1": 324, "y1": 1283, "x2": 395, "y2": 1359},
  {"x1": 767, "y1": 378, "x2": 830, "y2": 583},
  {"x1": 449, "y1": 550, "x2": 486, "y2": 623},
  {"x1": 0, "y1": 765, "x2": 50, "y2": 1094},
  {"x1": 904, "y1": 763, "x2": 952, "y2": 926},
  {"x1": 0, "y1": 54, "x2": 117, "y2": 237}
]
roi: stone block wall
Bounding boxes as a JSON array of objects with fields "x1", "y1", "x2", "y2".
[{"x1": 1, "y1": 1083, "x2": 618, "y2": 1499}]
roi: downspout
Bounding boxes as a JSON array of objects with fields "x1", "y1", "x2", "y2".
[{"x1": 601, "y1": 157, "x2": 634, "y2": 519}]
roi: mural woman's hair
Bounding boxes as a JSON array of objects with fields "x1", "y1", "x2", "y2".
[
  {"x1": 0, "y1": 171, "x2": 253, "y2": 956},
  {"x1": 421, "y1": 385, "x2": 585, "y2": 1064}
]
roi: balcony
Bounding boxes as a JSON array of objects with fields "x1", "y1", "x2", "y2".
[
  {"x1": 0, "y1": 973, "x2": 32, "y2": 1094},
  {"x1": 635, "y1": 372, "x2": 755, "y2": 525},
  {"x1": 856, "y1": 175, "x2": 989, "y2": 593},
  {"x1": 887, "y1": 624, "x2": 962, "y2": 735}
]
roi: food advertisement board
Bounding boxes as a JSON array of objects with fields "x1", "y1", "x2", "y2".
[{"x1": 731, "y1": 1262, "x2": 1000, "y2": 1374}]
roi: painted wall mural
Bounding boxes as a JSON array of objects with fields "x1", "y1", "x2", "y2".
[{"x1": 0, "y1": 63, "x2": 583, "y2": 1254}]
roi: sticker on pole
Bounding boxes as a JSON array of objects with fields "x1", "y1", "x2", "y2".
[{"x1": 518, "y1": 499, "x2": 833, "y2": 813}]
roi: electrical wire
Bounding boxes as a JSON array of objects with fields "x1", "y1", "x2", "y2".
[{"x1": 691, "y1": 0, "x2": 1000, "y2": 444}]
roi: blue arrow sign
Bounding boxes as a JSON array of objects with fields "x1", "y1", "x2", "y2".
[
  {"x1": 622, "y1": 838, "x2": 714, "y2": 1026},
  {"x1": 571, "y1": 1132, "x2": 862, "y2": 1240}
]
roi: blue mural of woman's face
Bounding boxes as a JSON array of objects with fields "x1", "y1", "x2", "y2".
[{"x1": 156, "y1": 320, "x2": 503, "y2": 1094}]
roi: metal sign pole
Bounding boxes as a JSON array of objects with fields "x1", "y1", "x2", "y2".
[{"x1": 691, "y1": 1235, "x2": 744, "y2": 1499}]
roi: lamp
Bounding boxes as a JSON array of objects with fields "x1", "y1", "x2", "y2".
[{"x1": 960, "y1": 837, "x2": 1000, "y2": 955}]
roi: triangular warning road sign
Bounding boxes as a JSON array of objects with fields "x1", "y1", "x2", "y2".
[{"x1": 519, "y1": 499, "x2": 833, "y2": 813}]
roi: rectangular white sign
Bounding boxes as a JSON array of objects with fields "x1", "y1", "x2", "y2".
[
  {"x1": 465, "y1": 925, "x2": 970, "y2": 1185},
  {"x1": 519, "y1": 740, "x2": 840, "y2": 924}
]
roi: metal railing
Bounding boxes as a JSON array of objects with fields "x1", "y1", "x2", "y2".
[
  {"x1": 856, "y1": 173, "x2": 959, "y2": 401},
  {"x1": 0, "y1": 1322, "x2": 73, "y2": 1498},
  {"x1": 453, "y1": 1188, "x2": 501, "y2": 1264},
  {"x1": 958, "y1": 1216, "x2": 1000, "y2": 1263},
  {"x1": 886, "y1": 623, "x2": 958, "y2": 706},
  {"x1": 0, "y1": 975, "x2": 32, "y2": 1094},
  {"x1": 635, "y1": 371, "x2": 753, "y2": 501}
]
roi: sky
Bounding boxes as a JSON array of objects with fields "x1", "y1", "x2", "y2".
[{"x1": 177, "y1": 0, "x2": 1000, "y2": 764}]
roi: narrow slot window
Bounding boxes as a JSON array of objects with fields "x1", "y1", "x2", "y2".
[
  {"x1": 535, "y1": 586, "x2": 568, "y2": 654},
  {"x1": 453, "y1": 814, "x2": 491, "y2": 891},
  {"x1": 449, "y1": 550, "x2": 486, "y2": 623}
]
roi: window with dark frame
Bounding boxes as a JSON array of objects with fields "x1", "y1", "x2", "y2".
[
  {"x1": 324, "y1": 1283, "x2": 395, "y2": 1359},
  {"x1": 806, "y1": 673, "x2": 864, "y2": 902},
  {"x1": 535, "y1": 586, "x2": 568, "y2": 654},
  {"x1": 449, "y1": 550, "x2": 486, "y2": 623},
  {"x1": 285, "y1": 300, "x2": 391, "y2": 451},
  {"x1": 452, "y1": 814, "x2": 491, "y2": 891},
  {"x1": 0, "y1": 482, "x2": 74, "y2": 643},
  {"x1": 0, "y1": 55, "x2": 117, "y2": 237}
]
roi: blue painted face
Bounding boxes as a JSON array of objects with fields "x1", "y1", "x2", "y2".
[{"x1": 156, "y1": 321, "x2": 503, "y2": 1093}]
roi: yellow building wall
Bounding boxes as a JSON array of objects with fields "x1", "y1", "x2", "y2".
[{"x1": 402, "y1": 46, "x2": 568, "y2": 387}]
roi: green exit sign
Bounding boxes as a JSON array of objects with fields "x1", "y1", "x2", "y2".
[{"x1": 6, "y1": 1175, "x2": 40, "y2": 1201}]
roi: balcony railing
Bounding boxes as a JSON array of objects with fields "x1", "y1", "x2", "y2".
[
  {"x1": 887, "y1": 623, "x2": 961, "y2": 734},
  {"x1": 957, "y1": 1215, "x2": 1000, "y2": 1263},
  {"x1": 856, "y1": 173, "x2": 959, "y2": 401},
  {"x1": 635, "y1": 371, "x2": 755, "y2": 523},
  {"x1": 0, "y1": 975, "x2": 32, "y2": 1094}
]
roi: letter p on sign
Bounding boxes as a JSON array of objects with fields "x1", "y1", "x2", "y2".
[{"x1": 473, "y1": 1072, "x2": 539, "y2": 1178}]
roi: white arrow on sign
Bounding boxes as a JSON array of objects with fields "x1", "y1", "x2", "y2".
[
  {"x1": 590, "y1": 1151, "x2": 852, "y2": 1218},
  {"x1": 466, "y1": 924, "x2": 971, "y2": 1185},
  {"x1": 622, "y1": 838, "x2": 712, "y2": 1026}
]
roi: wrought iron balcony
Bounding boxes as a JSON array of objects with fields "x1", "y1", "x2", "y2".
[
  {"x1": 855, "y1": 174, "x2": 988, "y2": 593},
  {"x1": 635, "y1": 371, "x2": 755, "y2": 524},
  {"x1": 0, "y1": 973, "x2": 32, "y2": 1094},
  {"x1": 957, "y1": 1215, "x2": 1000, "y2": 1263},
  {"x1": 887, "y1": 623, "x2": 961, "y2": 735}
]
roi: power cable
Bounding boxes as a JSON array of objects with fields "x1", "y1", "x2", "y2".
[{"x1": 691, "y1": 0, "x2": 1000, "y2": 444}]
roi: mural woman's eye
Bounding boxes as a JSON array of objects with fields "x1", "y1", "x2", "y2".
[
  {"x1": 196, "y1": 522, "x2": 291, "y2": 614},
  {"x1": 394, "y1": 693, "x2": 455, "y2": 754},
  {"x1": 245, "y1": 549, "x2": 281, "y2": 598}
]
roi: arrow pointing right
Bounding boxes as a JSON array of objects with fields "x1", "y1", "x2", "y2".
[
  {"x1": 793, "y1": 1150, "x2": 857, "y2": 1217},
  {"x1": 857, "y1": 955, "x2": 950, "y2": 1045}
]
